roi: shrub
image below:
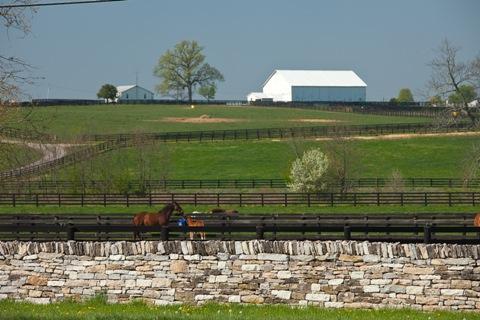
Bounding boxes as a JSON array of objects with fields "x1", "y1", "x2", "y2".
[{"x1": 288, "y1": 149, "x2": 329, "y2": 193}]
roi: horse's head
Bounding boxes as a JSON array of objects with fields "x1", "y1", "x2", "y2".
[{"x1": 173, "y1": 201, "x2": 184, "y2": 215}]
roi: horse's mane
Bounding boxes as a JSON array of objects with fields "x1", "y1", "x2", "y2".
[{"x1": 158, "y1": 203, "x2": 174, "y2": 214}]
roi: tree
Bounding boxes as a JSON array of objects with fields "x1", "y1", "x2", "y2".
[
  {"x1": 288, "y1": 148, "x2": 329, "y2": 193},
  {"x1": 447, "y1": 84, "x2": 477, "y2": 105},
  {"x1": 429, "y1": 95, "x2": 444, "y2": 107},
  {"x1": 428, "y1": 39, "x2": 480, "y2": 125},
  {"x1": 397, "y1": 88, "x2": 414, "y2": 103},
  {"x1": 0, "y1": 1, "x2": 36, "y2": 103},
  {"x1": 153, "y1": 40, "x2": 224, "y2": 103},
  {"x1": 97, "y1": 84, "x2": 117, "y2": 103},
  {"x1": 323, "y1": 135, "x2": 360, "y2": 193},
  {"x1": 198, "y1": 83, "x2": 216, "y2": 102},
  {"x1": 389, "y1": 97, "x2": 398, "y2": 105}
]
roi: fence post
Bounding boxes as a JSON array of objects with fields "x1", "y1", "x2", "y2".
[
  {"x1": 344, "y1": 225, "x2": 351, "y2": 240},
  {"x1": 161, "y1": 226, "x2": 169, "y2": 241},
  {"x1": 307, "y1": 193, "x2": 311, "y2": 207},
  {"x1": 256, "y1": 225, "x2": 264, "y2": 239},
  {"x1": 12, "y1": 194, "x2": 15, "y2": 207},
  {"x1": 67, "y1": 227, "x2": 76, "y2": 241},
  {"x1": 423, "y1": 224, "x2": 431, "y2": 244},
  {"x1": 36, "y1": 194, "x2": 39, "y2": 207},
  {"x1": 126, "y1": 194, "x2": 129, "y2": 207}
]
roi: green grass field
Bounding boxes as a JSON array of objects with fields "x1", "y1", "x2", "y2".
[
  {"x1": 51, "y1": 135, "x2": 478, "y2": 181},
  {"x1": 0, "y1": 299, "x2": 477, "y2": 320},
  {"x1": 16, "y1": 105, "x2": 429, "y2": 140},
  {"x1": 0, "y1": 144, "x2": 41, "y2": 171}
]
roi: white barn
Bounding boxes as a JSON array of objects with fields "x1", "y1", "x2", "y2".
[
  {"x1": 116, "y1": 85, "x2": 154, "y2": 101},
  {"x1": 248, "y1": 70, "x2": 367, "y2": 102}
]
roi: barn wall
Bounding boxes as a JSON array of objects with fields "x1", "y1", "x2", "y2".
[
  {"x1": 1, "y1": 241, "x2": 479, "y2": 310},
  {"x1": 292, "y1": 86, "x2": 366, "y2": 102},
  {"x1": 262, "y1": 73, "x2": 292, "y2": 102},
  {"x1": 118, "y1": 87, "x2": 154, "y2": 101}
]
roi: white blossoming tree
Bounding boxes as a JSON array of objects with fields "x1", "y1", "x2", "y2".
[{"x1": 288, "y1": 148, "x2": 329, "y2": 193}]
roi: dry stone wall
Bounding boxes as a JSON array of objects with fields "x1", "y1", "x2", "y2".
[{"x1": 0, "y1": 240, "x2": 479, "y2": 311}]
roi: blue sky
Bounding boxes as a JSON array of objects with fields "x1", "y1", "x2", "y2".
[{"x1": 1, "y1": 0, "x2": 479, "y2": 101}]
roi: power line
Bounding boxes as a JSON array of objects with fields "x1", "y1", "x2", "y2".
[{"x1": 0, "y1": 0, "x2": 125, "y2": 8}]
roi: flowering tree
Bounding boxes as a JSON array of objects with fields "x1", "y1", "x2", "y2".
[{"x1": 288, "y1": 148, "x2": 329, "y2": 193}]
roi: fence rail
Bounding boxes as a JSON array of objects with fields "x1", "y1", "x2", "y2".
[
  {"x1": 1, "y1": 192, "x2": 479, "y2": 207},
  {"x1": 86, "y1": 122, "x2": 472, "y2": 142},
  {"x1": 0, "y1": 139, "x2": 132, "y2": 180},
  {"x1": 1, "y1": 177, "x2": 479, "y2": 193},
  {"x1": 1, "y1": 213, "x2": 478, "y2": 243},
  {"x1": 0, "y1": 126, "x2": 55, "y2": 141}
]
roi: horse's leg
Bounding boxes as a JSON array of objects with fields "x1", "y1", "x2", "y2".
[
  {"x1": 201, "y1": 232, "x2": 206, "y2": 240},
  {"x1": 189, "y1": 232, "x2": 194, "y2": 240}
]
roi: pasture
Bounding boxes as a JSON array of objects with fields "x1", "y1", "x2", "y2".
[
  {"x1": 14, "y1": 104, "x2": 430, "y2": 140},
  {"x1": 51, "y1": 135, "x2": 478, "y2": 181},
  {"x1": 0, "y1": 144, "x2": 41, "y2": 171},
  {"x1": 0, "y1": 299, "x2": 477, "y2": 320}
]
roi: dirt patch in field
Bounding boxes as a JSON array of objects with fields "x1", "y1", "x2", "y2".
[
  {"x1": 313, "y1": 131, "x2": 480, "y2": 141},
  {"x1": 290, "y1": 119, "x2": 341, "y2": 123},
  {"x1": 146, "y1": 115, "x2": 241, "y2": 124}
]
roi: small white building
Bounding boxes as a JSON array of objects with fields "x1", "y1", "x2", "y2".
[
  {"x1": 116, "y1": 85, "x2": 154, "y2": 101},
  {"x1": 248, "y1": 70, "x2": 367, "y2": 102}
]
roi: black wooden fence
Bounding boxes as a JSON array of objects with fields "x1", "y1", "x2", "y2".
[
  {"x1": 0, "y1": 127, "x2": 55, "y2": 141},
  {"x1": 1, "y1": 178, "x2": 479, "y2": 193},
  {"x1": 1, "y1": 192, "x2": 479, "y2": 207},
  {"x1": 86, "y1": 122, "x2": 471, "y2": 142},
  {"x1": 0, "y1": 139, "x2": 132, "y2": 180},
  {"x1": 1, "y1": 213, "x2": 478, "y2": 243}
]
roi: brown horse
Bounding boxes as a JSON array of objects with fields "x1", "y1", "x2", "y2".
[
  {"x1": 186, "y1": 216, "x2": 206, "y2": 240},
  {"x1": 474, "y1": 214, "x2": 480, "y2": 227},
  {"x1": 133, "y1": 202, "x2": 184, "y2": 240}
]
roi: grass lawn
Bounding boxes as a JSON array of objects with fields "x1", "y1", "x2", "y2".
[
  {"x1": 14, "y1": 105, "x2": 429, "y2": 140},
  {"x1": 50, "y1": 135, "x2": 478, "y2": 181},
  {"x1": 0, "y1": 299, "x2": 477, "y2": 320},
  {"x1": 0, "y1": 205, "x2": 475, "y2": 215},
  {"x1": 0, "y1": 144, "x2": 42, "y2": 172}
]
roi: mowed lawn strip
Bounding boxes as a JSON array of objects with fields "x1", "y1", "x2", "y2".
[
  {"x1": 0, "y1": 299, "x2": 477, "y2": 320},
  {"x1": 51, "y1": 135, "x2": 477, "y2": 180},
  {"x1": 14, "y1": 105, "x2": 430, "y2": 140}
]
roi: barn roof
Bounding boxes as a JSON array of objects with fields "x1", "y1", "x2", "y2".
[
  {"x1": 116, "y1": 85, "x2": 154, "y2": 94},
  {"x1": 263, "y1": 70, "x2": 367, "y2": 88},
  {"x1": 116, "y1": 85, "x2": 136, "y2": 93}
]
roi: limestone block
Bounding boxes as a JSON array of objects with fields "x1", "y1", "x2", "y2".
[{"x1": 272, "y1": 290, "x2": 291, "y2": 300}]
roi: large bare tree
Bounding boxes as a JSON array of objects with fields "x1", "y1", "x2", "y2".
[
  {"x1": 0, "y1": 1, "x2": 36, "y2": 102},
  {"x1": 428, "y1": 39, "x2": 480, "y2": 125}
]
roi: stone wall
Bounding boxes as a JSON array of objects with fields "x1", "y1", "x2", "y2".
[{"x1": 0, "y1": 240, "x2": 479, "y2": 311}]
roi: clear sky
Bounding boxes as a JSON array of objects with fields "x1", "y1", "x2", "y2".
[{"x1": 1, "y1": 0, "x2": 479, "y2": 101}]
